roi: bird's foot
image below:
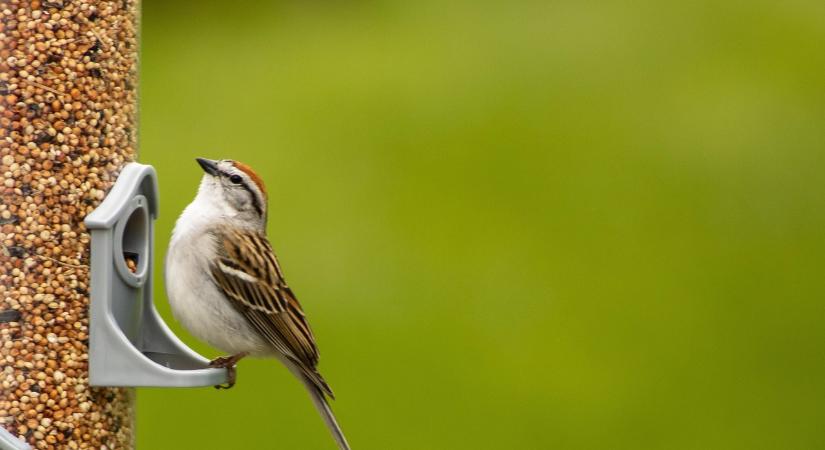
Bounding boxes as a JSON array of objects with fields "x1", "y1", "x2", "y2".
[
  {"x1": 213, "y1": 365, "x2": 236, "y2": 389},
  {"x1": 209, "y1": 352, "x2": 248, "y2": 389},
  {"x1": 208, "y1": 352, "x2": 248, "y2": 368}
]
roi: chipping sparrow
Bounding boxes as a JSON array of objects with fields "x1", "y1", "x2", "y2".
[{"x1": 165, "y1": 158, "x2": 350, "y2": 450}]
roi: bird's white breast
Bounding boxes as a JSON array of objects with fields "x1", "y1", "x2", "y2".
[{"x1": 164, "y1": 196, "x2": 271, "y2": 355}]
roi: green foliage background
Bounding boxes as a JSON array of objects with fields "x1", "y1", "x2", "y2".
[{"x1": 138, "y1": 1, "x2": 825, "y2": 448}]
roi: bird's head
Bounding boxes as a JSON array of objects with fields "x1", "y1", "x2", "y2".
[{"x1": 194, "y1": 157, "x2": 268, "y2": 229}]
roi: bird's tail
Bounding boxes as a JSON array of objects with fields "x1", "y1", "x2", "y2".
[
  {"x1": 302, "y1": 377, "x2": 351, "y2": 450},
  {"x1": 284, "y1": 360, "x2": 351, "y2": 450}
]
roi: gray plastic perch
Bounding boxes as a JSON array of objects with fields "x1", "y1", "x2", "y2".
[
  {"x1": 0, "y1": 428, "x2": 30, "y2": 450},
  {"x1": 85, "y1": 163, "x2": 227, "y2": 387}
]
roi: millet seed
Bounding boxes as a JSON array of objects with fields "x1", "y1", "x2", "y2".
[{"x1": 1, "y1": 0, "x2": 139, "y2": 448}]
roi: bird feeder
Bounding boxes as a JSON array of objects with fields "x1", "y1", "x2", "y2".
[{"x1": 0, "y1": 1, "x2": 226, "y2": 449}]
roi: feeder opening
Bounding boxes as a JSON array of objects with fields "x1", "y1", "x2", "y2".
[{"x1": 120, "y1": 204, "x2": 149, "y2": 278}]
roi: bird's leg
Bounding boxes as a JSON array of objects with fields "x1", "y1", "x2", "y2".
[
  {"x1": 209, "y1": 352, "x2": 248, "y2": 389},
  {"x1": 209, "y1": 352, "x2": 249, "y2": 368}
]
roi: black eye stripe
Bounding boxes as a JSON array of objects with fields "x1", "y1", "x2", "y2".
[{"x1": 219, "y1": 170, "x2": 263, "y2": 216}]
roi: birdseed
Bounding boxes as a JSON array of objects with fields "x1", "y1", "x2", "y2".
[
  {"x1": 123, "y1": 253, "x2": 136, "y2": 274},
  {"x1": 0, "y1": 0, "x2": 139, "y2": 448}
]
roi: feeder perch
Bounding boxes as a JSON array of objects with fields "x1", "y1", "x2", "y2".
[
  {"x1": 85, "y1": 163, "x2": 227, "y2": 387},
  {"x1": 0, "y1": 428, "x2": 30, "y2": 450}
]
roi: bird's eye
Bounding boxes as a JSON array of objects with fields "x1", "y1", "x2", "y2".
[{"x1": 229, "y1": 174, "x2": 243, "y2": 184}]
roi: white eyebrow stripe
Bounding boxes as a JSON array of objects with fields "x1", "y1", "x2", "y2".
[{"x1": 218, "y1": 261, "x2": 258, "y2": 283}]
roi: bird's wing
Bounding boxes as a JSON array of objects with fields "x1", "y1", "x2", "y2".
[{"x1": 209, "y1": 226, "x2": 332, "y2": 395}]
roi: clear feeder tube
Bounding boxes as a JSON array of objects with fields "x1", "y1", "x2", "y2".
[{"x1": 0, "y1": 1, "x2": 139, "y2": 448}]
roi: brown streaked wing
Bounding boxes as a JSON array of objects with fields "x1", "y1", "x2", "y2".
[{"x1": 210, "y1": 226, "x2": 321, "y2": 369}]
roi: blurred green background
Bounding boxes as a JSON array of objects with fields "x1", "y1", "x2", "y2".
[{"x1": 138, "y1": 1, "x2": 825, "y2": 449}]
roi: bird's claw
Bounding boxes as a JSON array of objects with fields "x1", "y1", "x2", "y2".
[
  {"x1": 212, "y1": 364, "x2": 236, "y2": 389},
  {"x1": 209, "y1": 352, "x2": 248, "y2": 389}
]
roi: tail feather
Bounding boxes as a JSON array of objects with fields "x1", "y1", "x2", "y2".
[
  {"x1": 283, "y1": 359, "x2": 350, "y2": 450},
  {"x1": 302, "y1": 377, "x2": 351, "y2": 450}
]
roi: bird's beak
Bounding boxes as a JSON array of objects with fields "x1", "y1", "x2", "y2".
[{"x1": 196, "y1": 158, "x2": 219, "y2": 176}]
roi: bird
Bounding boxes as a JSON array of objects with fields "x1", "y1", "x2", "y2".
[{"x1": 164, "y1": 157, "x2": 350, "y2": 450}]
